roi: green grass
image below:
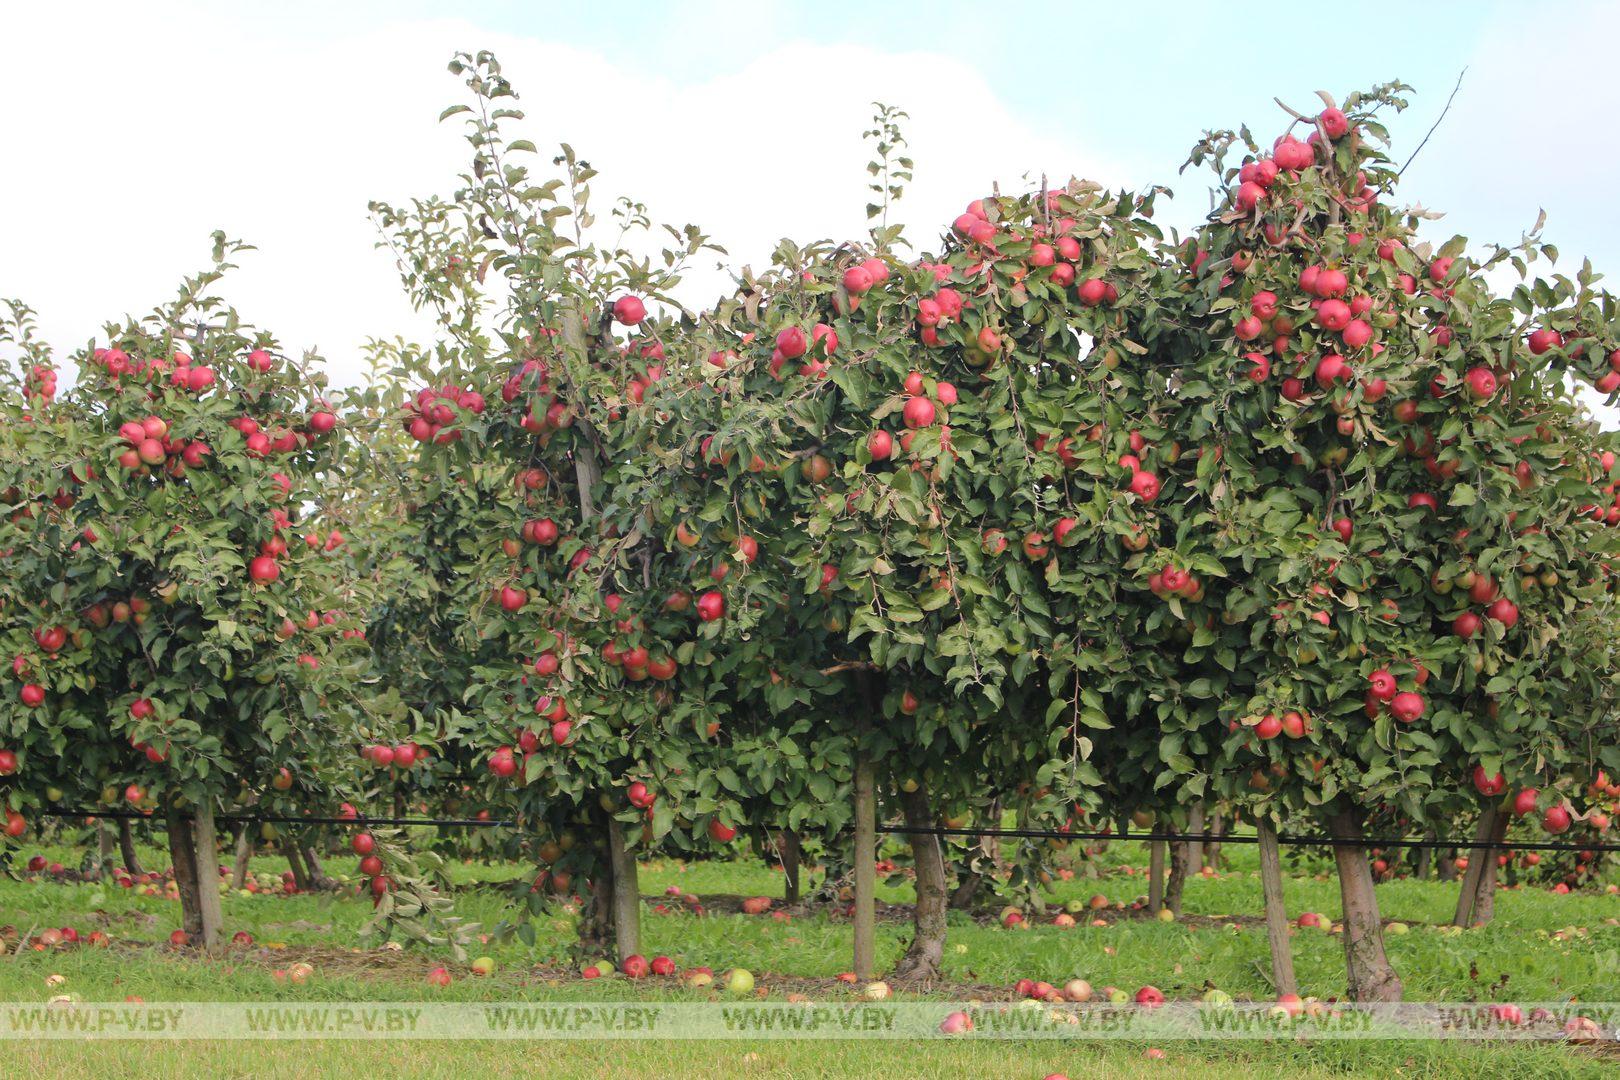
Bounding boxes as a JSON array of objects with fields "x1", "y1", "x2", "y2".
[{"x1": 1, "y1": 836, "x2": 1617, "y2": 1077}]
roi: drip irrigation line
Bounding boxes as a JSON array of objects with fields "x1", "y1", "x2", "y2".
[{"x1": 876, "y1": 824, "x2": 1620, "y2": 856}]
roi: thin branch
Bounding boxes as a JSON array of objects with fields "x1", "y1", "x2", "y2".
[{"x1": 1399, "y1": 68, "x2": 1467, "y2": 177}]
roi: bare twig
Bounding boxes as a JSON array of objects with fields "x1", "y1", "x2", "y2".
[{"x1": 1399, "y1": 69, "x2": 1467, "y2": 177}]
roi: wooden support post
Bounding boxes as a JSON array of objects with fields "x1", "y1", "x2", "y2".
[
  {"x1": 852, "y1": 731, "x2": 877, "y2": 980},
  {"x1": 608, "y1": 822, "x2": 641, "y2": 963},
  {"x1": 1256, "y1": 818, "x2": 1297, "y2": 997}
]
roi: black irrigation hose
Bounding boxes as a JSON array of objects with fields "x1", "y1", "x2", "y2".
[
  {"x1": 38, "y1": 807, "x2": 516, "y2": 828},
  {"x1": 36, "y1": 807, "x2": 1620, "y2": 856},
  {"x1": 877, "y1": 824, "x2": 1620, "y2": 855}
]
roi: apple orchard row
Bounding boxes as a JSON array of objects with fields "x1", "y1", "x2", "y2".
[{"x1": 3, "y1": 59, "x2": 1619, "y2": 1001}]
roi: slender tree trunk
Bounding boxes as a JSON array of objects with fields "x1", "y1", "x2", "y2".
[
  {"x1": 1166, "y1": 834, "x2": 1188, "y2": 917},
  {"x1": 948, "y1": 865, "x2": 981, "y2": 911},
  {"x1": 580, "y1": 868, "x2": 614, "y2": 958},
  {"x1": 1328, "y1": 809, "x2": 1403, "y2": 1002},
  {"x1": 1466, "y1": 809, "x2": 1509, "y2": 927},
  {"x1": 1414, "y1": 834, "x2": 1433, "y2": 880},
  {"x1": 165, "y1": 802, "x2": 203, "y2": 942},
  {"x1": 607, "y1": 821, "x2": 640, "y2": 964},
  {"x1": 779, "y1": 830, "x2": 802, "y2": 903},
  {"x1": 119, "y1": 819, "x2": 144, "y2": 878},
  {"x1": 1438, "y1": 848, "x2": 1459, "y2": 882},
  {"x1": 1256, "y1": 818, "x2": 1297, "y2": 997},
  {"x1": 192, "y1": 804, "x2": 224, "y2": 950},
  {"x1": 1148, "y1": 839, "x2": 1166, "y2": 914},
  {"x1": 1452, "y1": 808, "x2": 1499, "y2": 927},
  {"x1": 93, "y1": 821, "x2": 114, "y2": 879},
  {"x1": 1185, "y1": 803, "x2": 1205, "y2": 875},
  {"x1": 303, "y1": 845, "x2": 335, "y2": 890},
  {"x1": 231, "y1": 826, "x2": 254, "y2": 890},
  {"x1": 892, "y1": 781, "x2": 947, "y2": 981},
  {"x1": 1205, "y1": 810, "x2": 1223, "y2": 871},
  {"x1": 281, "y1": 837, "x2": 311, "y2": 892}
]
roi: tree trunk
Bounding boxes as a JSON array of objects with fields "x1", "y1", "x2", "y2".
[
  {"x1": 119, "y1": 819, "x2": 145, "y2": 878},
  {"x1": 1147, "y1": 839, "x2": 1166, "y2": 914},
  {"x1": 1451, "y1": 808, "x2": 1499, "y2": 927},
  {"x1": 281, "y1": 837, "x2": 311, "y2": 892},
  {"x1": 303, "y1": 845, "x2": 336, "y2": 890},
  {"x1": 948, "y1": 865, "x2": 981, "y2": 911},
  {"x1": 1205, "y1": 810, "x2": 1224, "y2": 871},
  {"x1": 165, "y1": 802, "x2": 203, "y2": 942},
  {"x1": 92, "y1": 821, "x2": 114, "y2": 880},
  {"x1": 851, "y1": 685, "x2": 878, "y2": 981},
  {"x1": 230, "y1": 825, "x2": 254, "y2": 890},
  {"x1": 892, "y1": 781, "x2": 947, "y2": 981},
  {"x1": 779, "y1": 830, "x2": 802, "y2": 903},
  {"x1": 607, "y1": 821, "x2": 640, "y2": 964},
  {"x1": 1185, "y1": 803, "x2": 1205, "y2": 875},
  {"x1": 1256, "y1": 818, "x2": 1297, "y2": 997},
  {"x1": 1438, "y1": 848, "x2": 1459, "y2": 881},
  {"x1": 1464, "y1": 809, "x2": 1509, "y2": 927},
  {"x1": 192, "y1": 803, "x2": 224, "y2": 950},
  {"x1": 1414, "y1": 834, "x2": 1432, "y2": 880},
  {"x1": 1166, "y1": 833, "x2": 1188, "y2": 917},
  {"x1": 580, "y1": 868, "x2": 614, "y2": 958},
  {"x1": 1328, "y1": 809, "x2": 1403, "y2": 1002}
]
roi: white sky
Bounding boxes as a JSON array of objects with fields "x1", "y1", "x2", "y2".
[{"x1": 2, "y1": 1, "x2": 1616, "y2": 426}]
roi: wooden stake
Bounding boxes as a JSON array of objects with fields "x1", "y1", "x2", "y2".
[
  {"x1": 1256, "y1": 818, "x2": 1297, "y2": 997},
  {"x1": 852, "y1": 718, "x2": 877, "y2": 980},
  {"x1": 608, "y1": 822, "x2": 641, "y2": 963}
]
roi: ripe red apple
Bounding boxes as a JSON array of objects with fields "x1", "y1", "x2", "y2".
[
  {"x1": 902, "y1": 396, "x2": 937, "y2": 429},
  {"x1": 1511, "y1": 789, "x2": 1539, "y2": 816},
  {"x1": 708, "y1": 819, "x2": 736, "y2": 843},
  {"x1": 696, "y1": 591, "x2": 725, "y2": 622},
  {"x1": 612, "y1": 296, "x2": 646, "y2": 325},
  {"x1": 1390, "y1": 691, "x2": 1425, "y2": 723},
  {"x1": 1543, "y1": 805, "x2": 1572, "y2": 834},
  {"x1": 248, "y1": 556, "x2": 280, "y2": 584},
  {"x1": 1128, "y1": 470, "x2": 1161, "y2": 502},
  {"x1": 1473, "y1": 766, "x2": 1505, "y2": 797},
  {"x1": 1368, "y1": 669, "x2": 1396, "y2": 701},
  {"x1": 868, "y1": 430, "x2": 893, "y2": 460}
]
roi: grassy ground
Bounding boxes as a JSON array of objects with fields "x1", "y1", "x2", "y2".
[{"x1": 0, "y1": 833, "x2": 1616, "y2": 1077}]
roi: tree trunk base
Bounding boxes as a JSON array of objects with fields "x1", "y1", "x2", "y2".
[
  {"x1": 893, "y1": 782, "x2": 947, "y2": 981},
  {"x1": 1329, "y1": 810, "x2": 1403, "y2": 1002}
]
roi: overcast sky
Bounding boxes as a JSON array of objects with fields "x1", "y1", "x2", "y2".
[{"x1": 4, "y1": 0, "x2": 1617, "y2": 422}]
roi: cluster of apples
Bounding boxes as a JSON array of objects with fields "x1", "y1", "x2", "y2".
[{"x1": 402, "y1": 383, "x2": 486, "y2": 444}]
